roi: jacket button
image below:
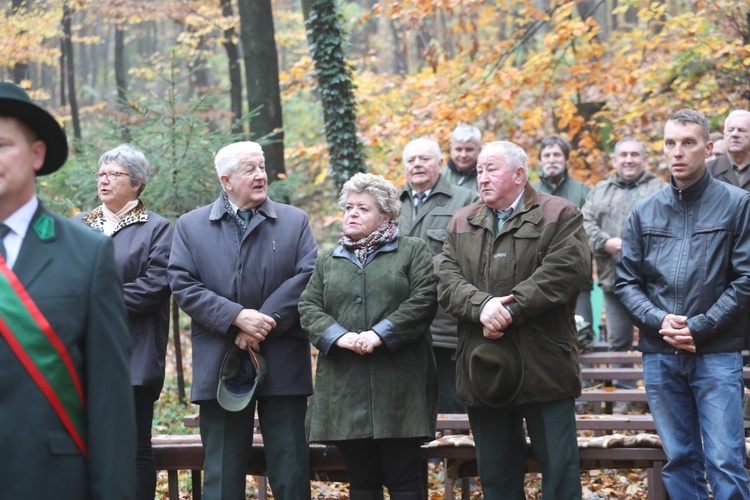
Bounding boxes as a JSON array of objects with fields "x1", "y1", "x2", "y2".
[{"x1": 354, "y1": 297, "x2": 362, "y2": 304}]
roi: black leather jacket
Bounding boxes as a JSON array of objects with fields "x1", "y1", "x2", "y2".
[{"x1": 615, "y1": 169, "x2": 750, "y2": 354}]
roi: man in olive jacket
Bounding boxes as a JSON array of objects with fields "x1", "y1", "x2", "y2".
[
  {"x1": 582, "y1": 137, "x2": 666, "y2": 391},
  {"x1": 436, "y1": 141, "x2": 590, "y2": 499},
  {"x1": 399, "y1": 138, "x2": 478, "y2": 413},
  {"x1": 168, "y1": 141, "x2": 318, "y2": 500}
]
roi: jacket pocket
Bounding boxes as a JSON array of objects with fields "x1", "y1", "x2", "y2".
[
  {"x1": 48, "y1": 430, "x2": 83, "y2": 456},
  {"x1": 426, "y1": 228, "x2": 448, "y2": 255}
]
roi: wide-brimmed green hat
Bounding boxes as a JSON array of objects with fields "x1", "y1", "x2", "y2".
[
  {"x1": 217, "y1": 346, "x2": 266, "y2": 412},
  {"x1": 468, "y1": 335, "x2": 524, "y2": 407},
  {"x1": 0, "y1": 82, "x2": 68, "y2": 176}
]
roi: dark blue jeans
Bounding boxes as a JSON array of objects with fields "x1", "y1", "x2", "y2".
[{"x1": 643, "y1": 352, "x2": 750, "y2": 499}]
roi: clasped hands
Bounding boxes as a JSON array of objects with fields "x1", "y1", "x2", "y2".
[
  {"x1": 335, "y1": 330, "x2": 383, "y2": 355},
  {"x1": 659, "y1": 313, "x2": 695, "y2": 352},
  {"x1": 480, "y1": 294, "x2": 514, "y2": 339},
  {"x1": 232, "y1": 308, "x2": 276, "y2": 352}
]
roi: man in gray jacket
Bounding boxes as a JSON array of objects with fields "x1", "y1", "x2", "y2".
[
  {"x1": 168, "y1": 141, "x2": 318, "y2": 500},
  {"x1": 582, "y1": 137, "x2": 665, "y2": 393},
  {"x1": 399, "y1": 138, "x2": 478, "y2": 413},
  {"x1": 616, "y1": 110, "x2": 750, "y2": 499}
]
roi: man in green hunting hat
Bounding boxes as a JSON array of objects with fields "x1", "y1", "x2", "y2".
[{"x1": 0, "y1": 81, "x2": 136, "y2": 499}]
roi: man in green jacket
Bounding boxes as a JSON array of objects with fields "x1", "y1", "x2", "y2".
[
  {"x1": 0, "y1": 82, "x2": 135, "y2": 498},
  {"x1": 533, "y1": 135, "x2": 593, "y2": 326},
  {"x1": 399, "y1": 138, "x2": 478, "y2": 413},
  {"x1": 441, "y1": 124, "x2": 481, "y2": 193},
  {"x1": 436, "y1": 141, "x2": 590, "y2": 499}
]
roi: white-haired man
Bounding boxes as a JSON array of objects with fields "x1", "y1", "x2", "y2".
[
  {"x1": 399, "y1": 137, "x2": 478, "y2": 414},
  {"x1": 168, "y1": 141, "x2": 318, "y2": 499},
  {"x1": 708, "y1": 109, "x2": 750, "y2": 189},
  {"x1": 436, "y1": 141, "x2": 589, "y2": 498}
]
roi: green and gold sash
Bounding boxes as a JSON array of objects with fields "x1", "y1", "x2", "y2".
[{"x1": 0, "y1": 254, "x2": 87, "y2": 455}]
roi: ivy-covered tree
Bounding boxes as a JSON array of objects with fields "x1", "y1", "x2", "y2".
[{"x1": 302, "y1": 0, "x2": 365, "y2": 188}]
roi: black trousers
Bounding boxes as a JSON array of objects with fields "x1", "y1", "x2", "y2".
[
  {"x1": 336, "y1": 437, "x2": 423, "y2": 492},
  {"x1": 434, "y1": 346, "x2": 466, "y2": 414},
  {"x1": 134, "y1": 385, "x2": 158, "y2": 500}
]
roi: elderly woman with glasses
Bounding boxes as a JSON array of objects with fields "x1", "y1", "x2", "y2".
[
  {"x1": 299, "y1": 172, "x2": 438, "y2": 500},
  {"x1": 72, "y1": 144, "x2": 173, "y2": 500}
]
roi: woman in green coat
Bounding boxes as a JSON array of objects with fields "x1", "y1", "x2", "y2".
[{"x1": 299, "y1": 173, "x2": 438, "y2": 500}]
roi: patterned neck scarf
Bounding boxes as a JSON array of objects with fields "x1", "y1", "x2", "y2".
[
  {"x1": 101, "y1": 200, "x2": 139, "y2": 236},
  {"x1": 339, "y1": 221, "x2": 399, "y2": 263}
]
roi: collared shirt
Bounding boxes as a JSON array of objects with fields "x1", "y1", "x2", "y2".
[
  {"x1": 226, "y1": 197, "x2": 257, "y2": 228},
  {"x1": 500, "y1": 189, "x2": 525, "y2": 213},
  {"x1": 411, "y1": 188, "x2": 433, "y2": 204},
  {"x1": 1, "y1": 196, "x2": 38, "y2": 269},
  {"x1": 494, "y1": 189, "x2": 525, "y2": 235}
]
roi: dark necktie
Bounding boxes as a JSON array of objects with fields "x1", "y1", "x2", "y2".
[
  {"x1": 0, "y1": 224, "x2": 9, "y2": 261},
  {"x1": 414, "y1": 193, "x2": 427, "y2": 214},
  {"x1": 237, "y1": 209, "x2": 252, "y2": 225},
  {"x1": 495, "y1": 209, "x2": 512, "y2": 235}
]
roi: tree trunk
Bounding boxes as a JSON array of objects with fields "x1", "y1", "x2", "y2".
[
  {"x1": 12, "y1": 0, "x2": 29, "y2": 83},
  {"x1": 221, "y1": 0, "x2": 244, "y2": 135},
  {"x1": 578, "y1": 0, "x2": 609, "y2": 40},
  {"x1": 114, "y1": 23, "x2": 131, "y2": 142},
  {"x1": 238, "y1": 0, "x2": 285, "y2": 182},
  {"x1": 62, "y1": 2, "x2": 81, "y2": 141},
  {"x1": 301, "y1": 0, "x2": 365, "y2": 188},
  {"x1": 187, "y1": 33, "x2": 211, "y2": 97}
]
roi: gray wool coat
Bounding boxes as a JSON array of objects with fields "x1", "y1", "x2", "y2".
[
  {"x1": 299, "y1": 236, "x2": 438, "y2": 442},
  {"x1": 168, "y1": 195, "x2": 318, "y2": 402}
]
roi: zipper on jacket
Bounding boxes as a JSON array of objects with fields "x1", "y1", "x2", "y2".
[
  {"x1": 485, "y1": 226, "x2": 493, "y2": 292},
  {"x1": 673, "y1": 193, "x2": 688, "y2": 314}
]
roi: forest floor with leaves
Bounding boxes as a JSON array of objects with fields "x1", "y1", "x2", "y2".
[{"x1": 152, "y1": 323, "x2": 653, "y2": 499}]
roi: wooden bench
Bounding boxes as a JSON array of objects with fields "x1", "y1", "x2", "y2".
[
  {"x1": 153, "y1": 434, "x2": 346, "y2": 500},
  {"x1": 579, "y1": 351, "x2": 642, "y2": 365},
  {"x1": 155, "y1": 413, "x2": 667, "y2": 500}
]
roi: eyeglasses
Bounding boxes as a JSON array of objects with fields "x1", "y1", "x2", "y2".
[{"x1": 93, "y1": 171, "x2": 130, "y2": 182}]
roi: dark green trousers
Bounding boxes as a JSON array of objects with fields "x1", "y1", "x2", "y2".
[
  {"x1": 467, "y1": 397, "x2": 581, "y2": 500},
  {"x1": 199, "y1": 396, "x2": 310, "y2": 500}
]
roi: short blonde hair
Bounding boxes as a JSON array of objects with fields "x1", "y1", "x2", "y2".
[{"x1": 339, "y1": 172, "x2": 402, "y2": 222}]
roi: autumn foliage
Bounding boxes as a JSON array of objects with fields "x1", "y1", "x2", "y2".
[{"x1": 3, "y1": 0, "x2": 750, "y2": 205}]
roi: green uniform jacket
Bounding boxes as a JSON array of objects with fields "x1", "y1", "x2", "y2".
[
  {"x1": 399, "y1": 175, "x2": 479, "y2": 348},
  {"x1": 0, "y1": 205, "x2": 135, "y2": 498},
  {"x1": 299, "y1": 236, "x2": 438, "y2": 441},
  {"x1": 441, "y1": 160, "x2": 478, "y2": 193},
  {"x1": 533, "y1": 170, "x2": 590, "y2": 208},
  {"x1": 435, "y1": 184, "x2": 590, "y2": 406}
]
